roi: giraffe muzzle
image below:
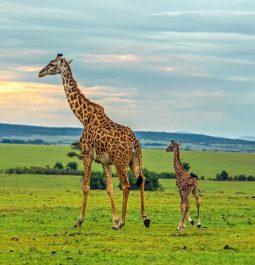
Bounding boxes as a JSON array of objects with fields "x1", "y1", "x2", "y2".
[{"x1": 38, "y1": 70, "x2": 46, "y2": 78}]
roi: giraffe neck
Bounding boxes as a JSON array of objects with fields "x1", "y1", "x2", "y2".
[
  {"x1": 173, "y1": 147, "x2": 185, "y2": 177},
  {"x1": 60, "y1": 62, "x2": 97, "y2": 126}
]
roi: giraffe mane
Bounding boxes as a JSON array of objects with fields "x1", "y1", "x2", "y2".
[{"x1": 64, "y1": 59, "x2": 104, "y2": 111}]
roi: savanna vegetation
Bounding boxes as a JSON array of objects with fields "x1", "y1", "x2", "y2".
[
  {"x1": 1, "y1": 174, "x2": 255, "y2": 264},
  {"x1": 0, "y1": 144, "x2": 254, "y2": 264},
  {"x1": 1, "y1": 144, "x2": 255, "y2": 178}
]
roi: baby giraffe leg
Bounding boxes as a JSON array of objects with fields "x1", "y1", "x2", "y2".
[
  {"x1": 186, "y1": 212, "x2": 194, "y2": 225},
  {"x1": 185, "y1": 193, "x2": 194, "y2": 225},
  {"x1": 177, "y1": 192, "x2": 189, "y2": 230},
  {"x1": 192, "y1": 186, "x2": 201, "y2": 228},
  {"x1": 178, "y1": 191, "x2": 186, "y2": 228}
]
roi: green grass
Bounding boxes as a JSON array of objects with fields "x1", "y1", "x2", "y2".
[
  {"x1": 1, "y1": 144, "x2": 255, "y2": 178},
  {"x1": 0, "y1": 174, "x2": 255, "y2": 264}
]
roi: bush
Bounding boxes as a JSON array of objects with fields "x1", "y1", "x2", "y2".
[
  {"x1": 158, "y1": 172, "x2": 176, "y2": 179},
  {"x1": 66, "y1": 162, "x2": 78, "y2": 171},
  {"x1": 214, "y1": 171, "x2": 255, "y2": 181},
  {"x1": 90, "y1": 172, "x2": 106, "y2": 190},
  {"x1": 216, "y1": 170, "x2": 229, "y2": 181},
  {"x1": 182, "y1": 162, "x2": 191, "y2": 171},
  {"x1": 117, "y1": 168, "x2": 160, "y2": 191},
  {"x1": 53, "y1": 162, "x2": 64, "y2": 170}
]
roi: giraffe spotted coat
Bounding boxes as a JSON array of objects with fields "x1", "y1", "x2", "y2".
[
  {"x1": 166, "y1": 140, "x2": 201, "y2": 230},
  {"x1": 38, "y1": 53, "x2": 150, "y2": 230}
]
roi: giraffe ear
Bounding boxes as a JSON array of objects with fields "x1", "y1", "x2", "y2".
[{"x1": 67, "y1": 59, "x2": 73, "y2": 65}]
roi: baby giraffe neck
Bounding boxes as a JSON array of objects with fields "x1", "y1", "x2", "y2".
[{"x1": 173, "y1": 148, "x2": 184, "y2": 177}]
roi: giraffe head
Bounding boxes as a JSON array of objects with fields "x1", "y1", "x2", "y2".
[
  {"x1": 166, "y1": 140, "x2": 180, "y2": 152},
  {"x1": 38, "y1": 53, "x2": 73, "y2": 78}
]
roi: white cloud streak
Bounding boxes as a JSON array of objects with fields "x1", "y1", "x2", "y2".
[{"x1": 148, "y1": 10, "x2": 255, "y2": 17}]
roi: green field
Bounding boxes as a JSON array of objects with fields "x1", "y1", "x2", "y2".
[
  {"x1": 0, "y1": 144, "x2": 255, "y2": 264},
  {"x1": 1, "y1": 144, "x2": 255, "y2": 178},
  {"x1": 1, "y1": 174, "x2": 255, "y2": 264}
]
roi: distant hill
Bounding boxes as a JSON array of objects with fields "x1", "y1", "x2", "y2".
[
  {"x1": 1, "y1": 123, "x2": 255, "y2": 152},
  {"x1": 239, "y1": 136, "x2": 255, "y2": 142}
]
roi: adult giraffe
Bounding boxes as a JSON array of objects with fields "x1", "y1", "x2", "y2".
[{"x1": 38, "y1": 53, "x2": 150, "y2": 230}]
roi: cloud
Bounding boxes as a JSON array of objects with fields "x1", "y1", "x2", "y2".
[
  {"x1": 0, "y1": 0, "x2": 255, "y2": 137},
  {"x1": 82, "y1": 54, "x2": 141, "y2": 63},
  {"x1": 0, "y1": 80, "x2": 136, "y2": 126},
  {"x1": 147, "y1": 10, "x2": 255, "y2": 17}
]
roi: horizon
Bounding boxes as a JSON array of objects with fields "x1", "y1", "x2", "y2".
[
  {"x1": 1, "y1": 1, "x2": 255, "y2": 138},
  {"x1": 0, "y1": 121, "x2": 253, "y2": 141}
]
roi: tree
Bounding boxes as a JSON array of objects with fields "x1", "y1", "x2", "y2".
[
  {"x1": 67, "y1": 141, "x2": 82, "y2": 159},
  {"x1": 90, "y1": 172, "x2": 106, "y2": 189},
  {"x1": 118, "y1": 168, "x2": 160, "y2": 191},
  {"x1": 66, "y1": 162, "x2": 78, "y2": 171},
  {"x1": 216, "y1": 170, "x2": 229, "y2": 181},
  {"x1": 53, "y1": 162, "x2": 64, "y2": 170},
  {"x1": 182, "y1": 162, "x2": 191, "y2": 171}
]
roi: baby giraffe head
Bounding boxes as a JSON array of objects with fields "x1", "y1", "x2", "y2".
[
  {"x1": 38, "y1": 53, "x2": 73, "y2": 78},
  {"x1": 166, "y1": 140, "x2": 180, "y2": 152}
]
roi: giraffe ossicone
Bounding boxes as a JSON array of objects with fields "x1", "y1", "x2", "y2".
[{"x1": 38, "y1": 53, "x2": 150, "y2": 230}]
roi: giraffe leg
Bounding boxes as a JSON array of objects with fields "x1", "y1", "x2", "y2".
[
  {"x1": 129, "y1": 157, "x2": 150, "y2": 228},
  {"x1": 178, "y1": 191, "x2": 187, "y2": 228},
  {"x1": 74, "y1": 154, "x2": 92, "y2": 228},
  {"x1": 140, "y1": 179, "x2": 150, "y2": 228},
  {"x1": 184, "y1": 191, "x2": 194, "y2": 225},
  {"x1": 186, "y1": 212, "x2": 194, "y2": 225},
  {"x1": 192, "y1": 186, "x2": 201, "y2": 228},
  {"x1": 179, "y1": 190, "x2": 193, "y2": 228},
  {"x1": 178, "y1": 192, "x2": 185, "y2": 230},
  {"x1": 113, "y1": 167, "x2": 130, "y2": 230},
  {"x1": 178, "y1": 193, "x2": 189, "y2": 231},
  {"x1": 103, "y1": 164, "x2": 119, "y2": 227}
]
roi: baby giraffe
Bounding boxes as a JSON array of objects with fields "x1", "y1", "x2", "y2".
[{"x1": 166, "y1": 140, "x2": 201, "y2": 230}]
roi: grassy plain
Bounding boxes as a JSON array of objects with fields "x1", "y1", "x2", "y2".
[
  {"x1": 1, "y1": 144, "x2": 255, "y2": 178},
  {"x1": 0, "y1": 173, "x2": 255, "y2": 265}
]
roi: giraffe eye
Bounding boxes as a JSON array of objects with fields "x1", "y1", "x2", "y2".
[{"x1": 49, "y1": 63, "x2": 55, "y2": 67}]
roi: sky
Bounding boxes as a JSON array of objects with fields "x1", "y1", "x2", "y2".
[{"x1": 0, "y1": 0, "x2": 255, "y2": 138}]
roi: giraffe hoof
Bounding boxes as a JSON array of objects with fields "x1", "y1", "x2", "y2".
[
  {"x1": 177, "y1": 226, "x2": 185, "y2": 231},
  {"x1": 190, "y1": 220, "x2": 194, "y2": 225},
  {"x1": 112, "y1": 223, "x2": 123, "y2": 230},
  {"x1": 113, "y1": 219, "x2": 119, "y2": 227},
  {"x1": 144, "y1": 219, "x2": 150, "y2": 228},
  {"x1": 74, "y1": 220, "x2": 82, "y2": 228},
  {"x1": 197, "y1": 224, "x2": 201, "y2": 228}
]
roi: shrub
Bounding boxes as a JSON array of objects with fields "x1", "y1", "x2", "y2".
[
  {"x1": 214, "y1": 171, "x2": 255, "y2": 181},
  {"x1": 53, "y1": 162, "x2": 64, "y2": 170},
  {"x1": 216, "y1": 170, "x2": 229, "y2": 181},
  {"x1": 158, "y1": 172, "x2": 176, "y2": 179},
  {"x1": 90, "y1": 172, "x2": 106, "y2": 190},
  {"x1": 182, "y1": 162, "x2": 191, "y2": 171},
  {"x1": 66, "y1": 162, "x2": 78, "y2": 171},
  {"x1": 118, "y1": 168, "x2": 160, "y2": 191}
]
